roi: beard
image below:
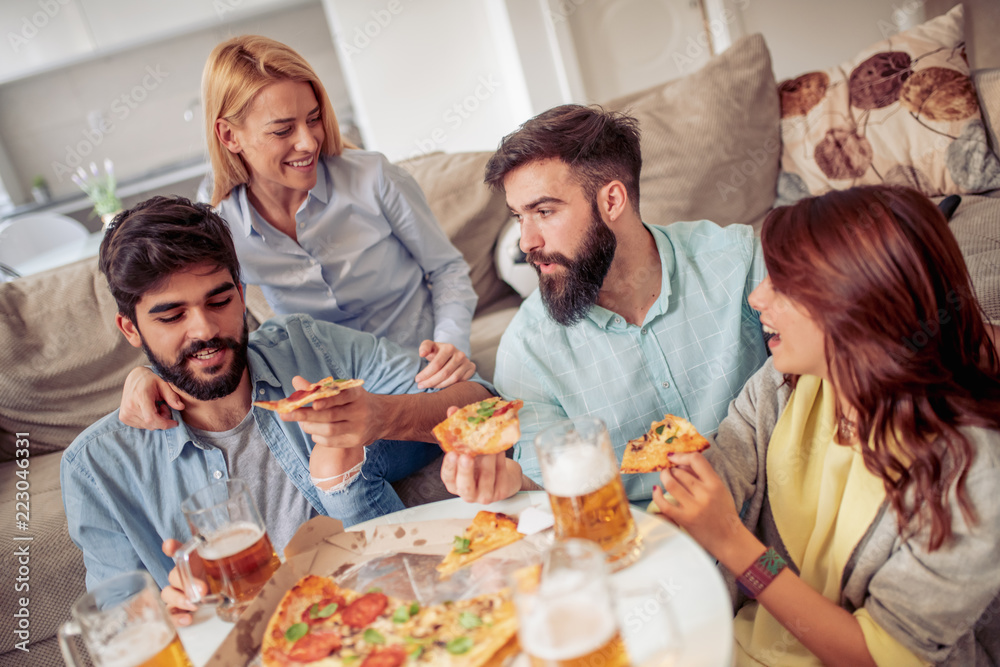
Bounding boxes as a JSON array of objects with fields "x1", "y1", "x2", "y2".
[
  {"x1": 140, "y1": 317, "x2": 250, "y2": 401},
  {"x1": 529, "y1": 202, "x2": 617, "y2": 327}
]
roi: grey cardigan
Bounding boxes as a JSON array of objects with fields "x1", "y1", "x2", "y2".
[{"x1": 706, "y1": 359, "x2": 1000, "y2": 665}]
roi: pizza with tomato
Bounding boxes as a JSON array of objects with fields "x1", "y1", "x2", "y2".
[
  {"x1": 254, "y1": 378, "x2": 365, "y2": 414},
  {"x1": 432, "y1": 397, "x2": 524, "y2": 457},
  {"x1": 437, "y1": 511, "x2": 524, "y2": 579},
  {"x1": 619, "y1": 414, "x2": 711, "y2": 474},
  {"x1": 261, "y1": 575, "x2": 518, "y2": 666}
]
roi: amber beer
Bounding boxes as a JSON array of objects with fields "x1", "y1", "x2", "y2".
[
  {"x1": 102, "y1": 624, "x2": 192, "y2": 667},
  {"x1": 537, "y1": 419, "x2": 640, "y2": 570},
  {"x1": 198, "y1": 521, "x2": 280, "y2": 606}
]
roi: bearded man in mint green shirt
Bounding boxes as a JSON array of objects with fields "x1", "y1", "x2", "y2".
[{"x1": 440, "y1": 105, "x2": 767, "y2": 504}]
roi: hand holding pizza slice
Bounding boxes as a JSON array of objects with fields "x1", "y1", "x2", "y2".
[{"x1": 620, "y1": 414, "x2": 711, "y2": 474}]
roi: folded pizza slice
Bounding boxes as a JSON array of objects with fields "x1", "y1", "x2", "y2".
[
  {"x1": 619, "y1": 414, "x2": 711, "y2": 474},
  {"x1": 432, "y1": 396, "x2": 524, "y2": 456},
  {"x1": 254, "y1": 377, "x2": 364, "y2": 414},
  {"x1": 436, "y1": 510, "x2": 525, "y2": 579}
]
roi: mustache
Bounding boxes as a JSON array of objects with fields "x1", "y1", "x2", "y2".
[
  {"x1": 526, "y1": 250, "x2": 572, "y2": 268},
  {"x1": 178, "y1": 336, "x2": 240, "y2": 362}
]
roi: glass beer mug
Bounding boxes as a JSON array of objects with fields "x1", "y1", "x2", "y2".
[
  {"x1": 58, "y1": 570, "x2": 192, "y2": 667},
  {"x1": 535, "y1": 417, "x2": 641, "y2": 570},
  {"x1": 174, "y1": 478, "x2": 280, "y2": 621},
  {"x1": 513, "y1": 539, "x2": 630, "y2": 667}
]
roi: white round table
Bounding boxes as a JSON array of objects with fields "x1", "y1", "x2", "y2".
[{"x1": 178, "y1": 491, "x2": 733, "y2": 666}]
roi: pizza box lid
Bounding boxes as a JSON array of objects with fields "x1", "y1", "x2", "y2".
[{"x1": 204, "y1": 514, "x2": 545, "y2": 665}]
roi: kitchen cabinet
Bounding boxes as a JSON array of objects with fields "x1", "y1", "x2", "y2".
[
  {"x1": 0, "y1": 0, "x2": 96, "y2": 83},
  {"x1": 0, "y1": 0, "x2": 308, "y2": 85}
]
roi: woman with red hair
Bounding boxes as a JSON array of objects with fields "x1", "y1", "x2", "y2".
[{"x1": 654, "y1": 185, "x2": 1000, "y2": 666}]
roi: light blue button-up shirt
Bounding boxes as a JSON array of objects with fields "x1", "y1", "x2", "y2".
[
  {"x1": 60, "y1": 314, "x2": 477, "y2": 590},
  {"x1": 495, "y1": 220, "x2": 768, "y2": 501},
  {"x1": 218, "y1": 150, "x2": 478, "y2": 354}
]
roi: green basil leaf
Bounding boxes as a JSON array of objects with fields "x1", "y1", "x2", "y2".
[
  {"x1": 363, "y1": 628, "x2": 385, "y2": 645},
  {"x1": 308, "y1": 603, "x2": 320, "y2": 619},
  {"x1": 393, "y1": 605, "x2": 413, "y2": 623},
  {"x1": 342, "y1": 656, "x2": 360, "y2": 665},
  {"x1": 452, "y1": 536, "x2": 472, "y2": 554},
  {"x1": 366, "y1": 587, "x2": 382, "y2": 594},
  {"x1": 446, "y1": 636, "x2": 474, "y2": 654},
  {"x1": 458, "y1": 611, "x2": 483, "y2": 629},
  {"x1": 655, "y1": 424, "x2": 665, "y2": 435},
  {"x1": 409, "y1": 644, "x2": 424, "y2": 661},
  {"x1": 284, "y1": 622, "x2": 308, "y2": 642},
  {"x1": 318, "y1": 602, "x2": 338, "y2": 618},
  {"x1": 409, "y1": 602, "x2": 420, "y2": 616},
  {"x1": 666, "y1": 436, "x2": 676, "y2": 444}
]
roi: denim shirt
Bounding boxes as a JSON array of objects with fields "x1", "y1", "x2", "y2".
[
  {"x1": 61, "y1": 314, "x2": 471, "y2": 590},
  {"x1": 495, "y1": 220, "x2": 768, "y2": 501}
]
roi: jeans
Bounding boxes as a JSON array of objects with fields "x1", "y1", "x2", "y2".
[{"x1": 319, "y1": 439, "x2": 441, "y2": 527}]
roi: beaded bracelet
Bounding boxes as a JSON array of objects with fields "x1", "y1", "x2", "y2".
[{"x1": 737, "y1": 546, "x2": 788, "y2": 599}]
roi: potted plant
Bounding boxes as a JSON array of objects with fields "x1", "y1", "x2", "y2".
[{"x1": 71, "y1": 159, "x2": 123, "y2": 228}]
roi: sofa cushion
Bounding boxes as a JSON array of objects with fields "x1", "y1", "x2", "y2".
[
  {"x1": 0, "y1": 257, "x2": 145, "y2": 460},
  {"x1": 604, "y1": 33, "x2": 780, "y2": 229},
  {"x1": 776, "y1": 5, "x2": 1000, "y2": 204},
  {"x1": 396, "y1": 151, "x2": 519, "y2": 315},
  {"x1": 947, "y1": 194, "x2": 1000, "y2": 322}
]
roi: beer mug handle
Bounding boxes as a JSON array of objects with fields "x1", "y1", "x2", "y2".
[
  {"x1": 57, "y1": 620, "x2": 86, "y2": 667},
  {"x1": 174, "y1": 537, "x2": 224, "y2": 606}
]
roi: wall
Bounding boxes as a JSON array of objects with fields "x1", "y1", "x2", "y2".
[
  {"x1": 733, "y1": 0, "x2": 927, "y2": 81},
  {"x1": 0, "y1": 0, "x2": 350, "y2": 204}
]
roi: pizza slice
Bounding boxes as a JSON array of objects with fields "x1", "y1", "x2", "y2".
[
  {"x1": 619, "y1": 414, "x2": 711, "y2": 474},
  {"x1": 432, "y1": 397, "x2": 524, "y2": 456},
  {"x1": 254, "y1": 378, "x2": 364, "y2": 414},
  {"x1": 436, "y1": 510, "x2": 524, "y2": 579}
]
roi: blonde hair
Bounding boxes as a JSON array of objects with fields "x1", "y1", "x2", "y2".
[{"x1": 202, "y1": 35, "x2": 345, "y2": 206}]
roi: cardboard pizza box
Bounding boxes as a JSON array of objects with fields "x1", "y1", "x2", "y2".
[{"x1": 204, "y1": 514, "x2": 545, "y2": 665}]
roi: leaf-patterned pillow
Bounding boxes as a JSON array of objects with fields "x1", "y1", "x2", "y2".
[{"x1": 776, "y1": 4, "x2": 1000, "y2": 206}]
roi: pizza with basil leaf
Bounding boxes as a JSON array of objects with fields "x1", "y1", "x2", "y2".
[
  {"x1": 437, "y1": 511, "x2": 524, "y2": 579},
  {"x1": 619, "y1": 414, "x2": 711, "y2": 474},
  {"x1": 432, "y1": 397, "x2": 524, "y2": 456},
  {"x1": 254, "y1": 378, "x2": 364, "y2": 414},
  {"x1": 261, "y1": 574, "x2": 517, "y2": 666}
]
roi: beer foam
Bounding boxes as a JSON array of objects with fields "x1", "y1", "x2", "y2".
[
  {"x1": 520, "y1": 585, "x2": 619, "y2": 661},
  {"x1": 98, "y1": 622, "x2": 174, "y2": 667},
  {"x1": 197, "y1": 521, "x2": 264, "y2": 560},
  {"x1": 541, "y1": 444, "x2": 615, "y2": 497}
]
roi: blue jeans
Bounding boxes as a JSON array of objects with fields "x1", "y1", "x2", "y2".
[{"x1": 319, "y1": 440, "x2": 441, "y2": 527}]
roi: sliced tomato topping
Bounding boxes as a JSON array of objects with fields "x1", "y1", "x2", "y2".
[
  {"x1": 287, "y1": 388, "x2": 315, "y2": 403},
  {"x1": 493, "y1": 402, "x2": 513, "y2": 417},
  {"x1": 340, "y1": 592, "x2": 389, "y2": 628},
  {"x1": 286, "y1": 631, "x2": 342, "y2": 662},
  {"x1": 360, "y1": 645, "x2": 406, "y2": 667}
]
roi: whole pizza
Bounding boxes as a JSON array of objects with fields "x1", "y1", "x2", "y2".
[{"x1": 262, "y1": 575, "x2": 518, "y2": 666}]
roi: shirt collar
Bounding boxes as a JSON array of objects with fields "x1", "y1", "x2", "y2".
[
  {"x1": 233, "y1": 157, "x2": 330, "y2": 236},
  {"x1": 162, "y1": 348, "x2": 282, "y2": 461},
  {"x1": 585, "y1": 222, "x2": 675, "y2": 329}
]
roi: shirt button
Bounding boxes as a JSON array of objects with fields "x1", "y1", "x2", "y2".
[
  {"x1": 662, "y1": 381, "x2": 670, "y2": 388},
  {"x1": 213, "y1": 470, "x2": 223, "y2": 480},
  {"x1": 299, "y1": 222, "x2": 305, "y2": 229},
  {"x1": 614, "y1": 317, "x2": 621, "y2": 324},
  {"x1": 641, "y1": 328, "x2": 647, "y2": 335},
  {"x1": 258, "y1": 388, "x2": 265, "y2": 395}
]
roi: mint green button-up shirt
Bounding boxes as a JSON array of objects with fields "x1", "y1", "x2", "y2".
[{"x1": 495, "y1": 220, "x2": 768, "y2": 501}]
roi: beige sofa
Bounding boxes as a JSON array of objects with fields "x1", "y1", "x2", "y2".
[{"x1": 2, "y1": 27, "x2": 999, "y2": 666}]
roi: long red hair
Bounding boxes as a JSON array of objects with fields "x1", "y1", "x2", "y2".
[{"x1": 761, "y1": 185, "x2": 1000, "y2": 550}]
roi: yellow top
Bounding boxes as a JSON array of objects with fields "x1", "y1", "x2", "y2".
[{"x1": 733, "y1": 375, "x2": 927, "y2": 666}]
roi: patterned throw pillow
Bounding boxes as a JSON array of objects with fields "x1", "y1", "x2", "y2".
[{"x1": 776, "y1": 4, "x2": 1000, "y2": 205}]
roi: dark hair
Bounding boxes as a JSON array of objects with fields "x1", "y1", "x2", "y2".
[
  {"x1": 99, "y1": 196, "x2": 241, "y2": 322},
  {"x1": 761, "y1": 184, "x2": 1000, "y2": 550},
  {"x1": 484, "y1": 105, "x2": 642, "y2": 211}
]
